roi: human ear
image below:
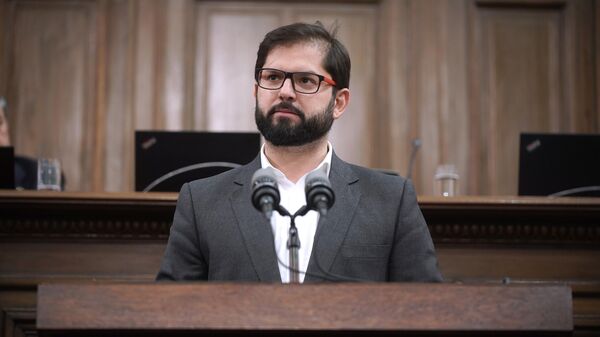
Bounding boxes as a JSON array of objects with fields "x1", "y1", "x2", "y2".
[{"x1": 332, "y1": 88, "x2": 350, "y2": 119}]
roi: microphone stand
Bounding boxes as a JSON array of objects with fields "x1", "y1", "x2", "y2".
[
  {"x1": 276, "y1": 205, "x2": 309, "y2": 284},
  {"x1": 287, "y1": 218, "x2": 300, "y2": 283}
]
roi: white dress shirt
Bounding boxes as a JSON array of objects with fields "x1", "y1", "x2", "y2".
[{"x1": 260, "y1": 143, "x2": 333, "y2": 283}]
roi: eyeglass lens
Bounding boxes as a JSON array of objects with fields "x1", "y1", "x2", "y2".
[{"x1": 258, "y1": 69, "x2": 321, "y2": 93}]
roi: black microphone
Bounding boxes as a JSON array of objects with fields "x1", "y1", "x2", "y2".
[
  {"x1": 305, "y1": 164, "x2": 335, "y2": 216},
  {"x1": 251, "y1": 167, "x2": 280, "y2": 220}
]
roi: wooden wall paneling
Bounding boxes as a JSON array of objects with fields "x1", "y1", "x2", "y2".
[
  {"x1": 377, "y1": 0, "x2": 471, "y2": 195},
  {"x1": 469, "y1": 1, "x2": 577, "y2": 195},
  {"x1": 563, "y1": 0, "x2": 596, "y2": 133},
  {"x1": 7, "y1": 1, "x2": 100, "y2": 192},
  {"x1": 192, "y1": 3, "x2": 208, "y2": 131},
  {"x1": 161, "y1": 0, "x2": 191, "y2": 131},
  {"x1": 291, "y1": 4, "x2": 377, "y2": 168},
  {"x1": 93, "y1": 0, "x2": 107, "y2": 192},
  {"x1": 375, "y1": 0, "x2": 410, "y2": 175},
  {"x1": 194, "y1": 2, "x2": 376, "y2": 168},
  {"x1": 196, "y1": 3, "x2": 281, "y2": 133},
  {"x1": 113, "y1": 0, "x2": 195, "y2": 192},
  {"x1": 411, "y1": 0, "x2": 442, "y2": 196},
  {"x1": 150, "y1": 0, "x2": 166, "y2": 130},
  {"x1": 468, "y1": 0, "x2": 484, "y2": 195},
  {"x1": 132, "y1": 0, "x2": 185, "y2": 132},
  {"x1": 182, "y1": 0, "x2": 196, "y2": 131},
  {"x1": 0, "y1": 0, "x2": 8, "y2": 96},
  {"x1": 408, "y1": 0, "x2": 470, "y2": 195},
  {"x1": 132, "y1": 0, "x2": 157, "y2": 131},
  {"x1": 103, "y1": 0, "x2": 135, "y2": 192},
  {"x1": 444, "y1": 1, "x2": 470, "y2": 196}
]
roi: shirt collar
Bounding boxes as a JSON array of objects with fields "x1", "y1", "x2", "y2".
[{"x1": 260, "y1": 142, "x2": 333, "y2": 182}]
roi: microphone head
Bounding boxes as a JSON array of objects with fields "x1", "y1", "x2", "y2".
[
  {"x1": 251, "y1": 167, "x2": 280, "y2": 213},
  {"x1": 305, "y1": 164, "x2": 335, "y2": 212}
]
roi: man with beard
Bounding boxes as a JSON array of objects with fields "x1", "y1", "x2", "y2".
[{"x1": 157, "y1": 22, "x2": 442, "y2": 283}]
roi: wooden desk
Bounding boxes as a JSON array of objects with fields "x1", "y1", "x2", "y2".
[
  {"x1": 1, "y1": 191, "x2": 599, "y2": 336},
  {"x1": 37, "y1": 283, "x2": 573, "y2": 336}
]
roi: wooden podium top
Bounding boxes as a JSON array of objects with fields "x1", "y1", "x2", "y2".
[{"x1": 37, "y1": 283, "x2": 573, "y2": 336}]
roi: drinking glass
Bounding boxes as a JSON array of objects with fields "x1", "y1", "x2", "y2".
[
  {"x1": 434, "y1": 164, "x2": 459, "y2": 197},
  {"x1": 37, "y1": 158, "x2": 62, "y2": 191}
]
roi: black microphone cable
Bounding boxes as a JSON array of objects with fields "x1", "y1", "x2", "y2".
[{"x1": 271, "y1": 211, "x2": 369, "y2": 283}]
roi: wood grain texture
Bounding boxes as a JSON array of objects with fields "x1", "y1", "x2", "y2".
[
  {"x1": 194, "y1": 3, "x2": 376, "y2": 168},
  {"x1": 407, "y1": 0, "x2": 470, "y2": 194},
  {"x1": 0, "y1": 0, "x2": 7, "y2": 96},
  {"x1": 5, "y1": 0, "x2": 99, "y2": 191},
  {"x1": 36, "y1": 283, "x2": 572, "y2": 333},
  {"x1": 0, "y1": 192, "x2": 598, "y2": 334},
  {"x1": 0, "y1": 0, "x2": 597, "y2": 196},
  {"x1": 103, "y1": 0, "x2": 134, "y2": 192},
  {"x1": 468, "y1": 0, "x2": 597, "y2": 195}
]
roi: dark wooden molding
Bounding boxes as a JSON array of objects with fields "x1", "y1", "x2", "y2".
[
  {"x1": 1, "y1": 192, "x2": 599, "y2": 246},
  {"x1": 421, "y1": 196, "x2": 600, "y2": 246},
  {"x1": 1, "y1": 307, "x2": 36, "y2": 337},
  {"x1": 0, "y1": 192, "x2": 598, "y2": 337},
  {"x1": 475, "y1": 0, "x2": 567, "y2": 9},
  {"x1": 0, "y1": 192, "x2": 175, "y2": 241}
]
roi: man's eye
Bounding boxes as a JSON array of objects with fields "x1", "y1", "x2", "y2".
[
  {"x1": 265, "y1": 74, "x2": 282, "y2": 81},
  {"x1": 299, "y1": 76, "x2": 317, "y2": 84}
]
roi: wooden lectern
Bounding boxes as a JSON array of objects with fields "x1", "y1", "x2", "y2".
[{"x1": 37, "y1": 283, "x2": 572, "y2": 336}]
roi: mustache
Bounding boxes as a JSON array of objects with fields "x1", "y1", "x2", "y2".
[{"x1": 267, "y1": 102, "x2": 305, "y2": 119}]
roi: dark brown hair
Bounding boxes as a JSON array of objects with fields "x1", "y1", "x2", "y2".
[{"x1": 255, "y1": 22, "x2": 351, "y2": 90}]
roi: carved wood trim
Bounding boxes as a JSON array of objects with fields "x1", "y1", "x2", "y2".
[
  {"x1": 0, "y1": 192, "x2": 174, "y2": 241},
  {"x1": 1, "y1": 192, "x2": 599, "y2": 245}
]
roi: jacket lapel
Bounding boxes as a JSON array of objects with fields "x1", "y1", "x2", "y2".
[
  {"x1": 230, "y1": 156, "x2": 281, "y2": 282},
  {"x1": 305, "y1": 153, "x2": 360, "y2": 282}
]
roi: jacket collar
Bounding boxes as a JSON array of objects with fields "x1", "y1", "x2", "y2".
[{"x1": 230, "y1": 153, "x2": 360, "y2": 282}]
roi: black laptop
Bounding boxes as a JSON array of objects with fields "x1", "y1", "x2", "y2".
[
  {"x1": 0, "y1": 146, "x2": 15, "y2": 189},
  {"x1": 135, "y1": 131, "x2": 261, "y2": 192},
  {"x1": 518, "y1": 133, "x2": 600, "y2": 197}
]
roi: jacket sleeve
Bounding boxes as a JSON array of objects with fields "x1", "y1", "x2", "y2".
[
  {"x1": 388, "y1": 179, "x2": 443, "y2": 282},
  {"x1": 156, "y1": 182, "x2": 208, "y2": 281}
]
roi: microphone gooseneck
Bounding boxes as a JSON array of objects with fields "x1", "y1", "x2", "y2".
[
  {"x1": 251, "y1": 165, "x2": 365, "y2": 283},
  {"x1": 251, "y1": 167, "x2": 281, "y2": 220},
  {"x1": 406, "y1": 138, "x2": 421, "y2": 180}
]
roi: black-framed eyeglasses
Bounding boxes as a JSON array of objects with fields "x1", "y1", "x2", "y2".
[{"x1": 255, "y1": 68, "x2": 337, "y2": 94}]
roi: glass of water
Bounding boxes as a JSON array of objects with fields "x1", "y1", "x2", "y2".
[
  {"x1": 434, "y1": 164, "x2": 459, "y2": 197},
  {"x1": 37, "y1": 158, "x2": 62, "y2": 191}
]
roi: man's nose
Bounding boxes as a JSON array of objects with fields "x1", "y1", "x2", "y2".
[{"x1": 278, "y1": 78, "x2": 296, "y2": 100}]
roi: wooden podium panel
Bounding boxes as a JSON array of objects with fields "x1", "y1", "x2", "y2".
[{"x1": 37, "y1": 283, "x2": 572, "y2": 336}]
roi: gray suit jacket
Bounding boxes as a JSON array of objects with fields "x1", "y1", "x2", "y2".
[{"x1": 157, "y1": 153, "x2": 442, "y2": 282}]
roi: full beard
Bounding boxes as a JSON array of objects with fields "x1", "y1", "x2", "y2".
[{"x1": 254, "y1": 97, "x2": 335, "y2": 147}]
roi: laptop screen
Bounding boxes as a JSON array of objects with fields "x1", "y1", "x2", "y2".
[
  {"x1": 0, "y1": 146, "x2": 15, "y2": 189},
  {"x1": 135, "y1": 131, "x2": 261, "y2": 192},
  {"x1": 518, "y1": 133, "x2": 600, "y2": 197}
]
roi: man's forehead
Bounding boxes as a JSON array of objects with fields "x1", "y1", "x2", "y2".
[{"x1": 263, "y1": 41, "x2": 328, "y2": 72}]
